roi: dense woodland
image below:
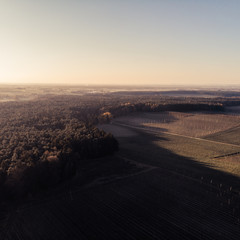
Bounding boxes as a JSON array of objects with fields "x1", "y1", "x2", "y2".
[
  {"x1": 0, "y1": 96, "x2": 118, "y2": 198},
  {"x1": 0, "y1": 92, "x2": 239, "y2": 198}
]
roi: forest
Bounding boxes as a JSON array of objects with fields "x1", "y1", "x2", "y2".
[
  {"x1": 0, "y1": 92, "x2": 239, "y2": 198},
  {"x1": 0, "y1": 96, "x2": 119, "y2": 198},
  {"x1": 1, "y1": 89, "x2": 240, "y2": 239}
]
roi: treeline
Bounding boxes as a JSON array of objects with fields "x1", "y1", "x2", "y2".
[
  {"x1": 222, "y1": 100, "x2": 240, "y2": 107},
  {"x1": 101, "y1": 102, "x2": 224, "y2": 120}
]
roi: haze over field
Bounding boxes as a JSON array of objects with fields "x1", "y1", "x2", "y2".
[{"x1": 0, "y1": 0, "x2": 240, "y2": 86}]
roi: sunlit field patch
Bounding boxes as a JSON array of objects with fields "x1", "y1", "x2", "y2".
[{"x1": 116, "y1": 112, "x2": 240, "y2": 137}]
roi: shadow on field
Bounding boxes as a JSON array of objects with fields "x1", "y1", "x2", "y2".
[
  {"x1": 118, "y1": 127, "x2": 240, "y2": 190},
  {"x1": 1, "y1": 126, "x2": 240, "y2": 240}
]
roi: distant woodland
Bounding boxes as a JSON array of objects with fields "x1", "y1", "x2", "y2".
[{"x1": 0, "y1": 92, "x2": 239, "y2": 198}]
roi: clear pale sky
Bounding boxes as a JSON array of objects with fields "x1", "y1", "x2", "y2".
[{"x1": 0, "y1": 0, "x2": 240, "y2": 85}]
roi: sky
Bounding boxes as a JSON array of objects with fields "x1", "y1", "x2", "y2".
[{"x1": 0, "y1": 0, "x2": 240, "y2": 86}]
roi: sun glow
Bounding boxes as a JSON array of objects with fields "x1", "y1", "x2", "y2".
[{"x1": 0, "y1": 1, "x2": 240, "y2": 85}]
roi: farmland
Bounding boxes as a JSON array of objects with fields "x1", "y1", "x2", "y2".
[
  {"x1": 204, "y1": 126, "x2": 240, "y2": 146},
  {"x1": 115, "y1": 112, "x2": 240, "y2": 137},
  {"x1": 1, "y1": 124, "x2": 240, "y2": 240},
  {"x1": 1, "y1": 88, "x2": 240, "y2": 239},
  {"x1": 113, "y1": 110, "x2": 240, "y2": 178}
]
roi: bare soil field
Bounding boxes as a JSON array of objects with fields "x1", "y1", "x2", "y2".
[
  {"x1": 152, "y1": 132, "x2": 240, "y2": 177},
  {"x1": 212, "y1": 155, "x2": 240, "y2": 176},
  {"x1": 2, "y1": 126, "x2": 240, "y2": 240},
  {"x1": 113, "y1": 120, "x2": 240, "y2": 178},
  {"x1": 115, "y1": 112, "x2": 240, "y2": 137},
  {"x1": 204, "y1": 126, "x2": 240, "y2": 146}
]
